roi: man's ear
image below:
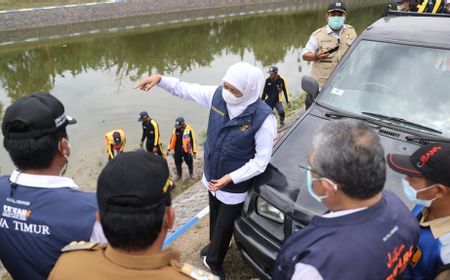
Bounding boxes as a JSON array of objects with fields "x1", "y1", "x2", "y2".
[
  {"x1": 58, "y1": 137, "x2": 71, "y2": 157},
  {"x1": 322, "y1": 179, "x2": 338, "y2": 197},
  {"x1": 164, "y1": 206, "x2": 175, "y2": 231},
  {"x1": 435, "y1": 184, "x2": 450, "y2": 198}
]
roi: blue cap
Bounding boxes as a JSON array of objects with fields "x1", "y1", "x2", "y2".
[
  {"x1": 175, "y1": 117, "x2": 185, "y2": 129},
  {"x1": 137, "y1": 111, "x2": 148, "y2": 122},
  {"x1": 268, "y1": 66, "x2": 278, "y2": 74}
]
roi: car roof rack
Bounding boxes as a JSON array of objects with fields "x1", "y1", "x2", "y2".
[{"x1": 382, "y1": 5, "x2": 450, "y2": 18}]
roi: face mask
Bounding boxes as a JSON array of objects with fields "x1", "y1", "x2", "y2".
[
  {"x1": 328, "y1": 16, "x2": 345, "y2": 30},
  {"x1": 222, "y1": 88, "x2": 244, "y2": 105},
  {"x1": 306, "y1": 168, "x2": 328, "y2": 203},
  {"x1": 402, "y1": 179, "x2": 437, "y2": 207}
]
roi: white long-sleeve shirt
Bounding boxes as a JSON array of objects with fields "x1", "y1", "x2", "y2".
[{"x1": 158, "y1": 76, "x2": 277, "y2": 205}]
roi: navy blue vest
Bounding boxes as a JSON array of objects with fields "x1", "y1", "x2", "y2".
[
  {"x1": 204, "y1": 86, "x2": 272, "y2": 193},
  {"x1": 0, "y1": 176, "x2": 97, "y2": 280},
  {"x1": 402, "y1": 205, "x2": 445, "y2": 279},
  {"x1": 272, "y1": 191, "x2": 420, "y2": 280}
]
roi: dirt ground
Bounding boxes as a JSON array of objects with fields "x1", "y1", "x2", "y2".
[{"x1": 172, "y1": 217, "x2": 260, "y2": 280}]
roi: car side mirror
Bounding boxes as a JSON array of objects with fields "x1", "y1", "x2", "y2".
[{"x1": 301, "y1": 75, "x2": 320, "y2": 100}]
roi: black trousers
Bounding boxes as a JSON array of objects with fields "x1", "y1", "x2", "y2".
[
  {"x1": 174, "y1": 151, "x2": 193, "y2": 175},
  {"x1": 206, "y1": 192, "x2": 244, "y2": 269}
]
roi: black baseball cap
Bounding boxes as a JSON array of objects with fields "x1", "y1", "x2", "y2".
[
  {"x1": 97, "y1": 151, "x2": 174, "y2": 214},
  {"x1": 175, "y1": 117, "x2": 185, "y2": 129},
  {"x1": 268, "y1": 66, "x2": 278, "y2": 74},
  {"x1": 137, "y1": 111, "x2": 148, "y2": 122},
  {"x1": 387, "y1": 143, "x2": 450, "y2": 187},
  {"x1": 2, "y1": 92, "x2": 76, "y2": 140},
  {"x1": 328, "y1": 1, "x2": 347, "y2": 13}
]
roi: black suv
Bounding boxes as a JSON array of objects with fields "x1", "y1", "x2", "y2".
[{"x1": 234, "y1": 9, "x2": 450, "y2": 279}]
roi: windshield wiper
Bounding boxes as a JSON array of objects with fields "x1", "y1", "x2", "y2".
[
  {"x1": 405, "y1": 135, "x2": 450, "y2": 144},
  {"x1": 325, "y1": 111, "x2": 371, "y2": 122},
  {"x1": 361, "y1": 111, "x2": 442, "y2": 135}
]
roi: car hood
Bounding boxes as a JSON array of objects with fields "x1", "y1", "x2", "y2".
[{"x1": 254, "y1": 108, "x2": 419, "y2": 219}]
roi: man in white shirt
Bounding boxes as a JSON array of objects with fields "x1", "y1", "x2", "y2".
[
  {"x1": 136, "y1": 62, "x2": 277, "y2": 279},
  {"x1": 302, "y1": 1, "x2": 357, "y2": 89},
  {"x1": 0, "y1": 92, "x2": 105, "y2": 280},
  {"x1": 272, "y1": 119, "x2": 419, "y2": 280}
]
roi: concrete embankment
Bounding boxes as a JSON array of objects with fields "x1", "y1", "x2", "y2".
[{"x1": 0, "y1": 0, "x2": 387, "y2": 45}]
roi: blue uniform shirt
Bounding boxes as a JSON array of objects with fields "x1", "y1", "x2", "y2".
[
  {"x1": 402, "y1": 205, "x2": 450, "y2": 279},
  {"x1": 0, "y1": 171, "x2": 98, "y2": 280},
  {"x1": 273, "y1": 191, "x2": 420, "y2": 280}
]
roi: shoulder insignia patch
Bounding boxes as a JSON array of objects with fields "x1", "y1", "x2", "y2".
[
  {"x1": 61, "y1": 241, "x2": 98, "y2": 252},
  {"x1": 211, "y1": 106, "x2": 225, "y2": 117},
  {"x1": 181, "y1": 263, "x2": 219, "y2": 280}
]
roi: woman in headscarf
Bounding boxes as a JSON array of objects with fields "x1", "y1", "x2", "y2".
[{"x1": 136, "y1": 62, "x2": 277, "y2": 279}]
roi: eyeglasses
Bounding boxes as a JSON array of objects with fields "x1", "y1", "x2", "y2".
[{"x1": 298, "y1": 163, "x2": 340, "y2": 188}]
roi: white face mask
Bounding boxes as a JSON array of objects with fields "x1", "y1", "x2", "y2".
[
  {"x1": 222, "y1": 88, "x2": 244, "y2": 105},
  {"x1": 401, "y1": 179, "x2": 437, "y2": 207}
]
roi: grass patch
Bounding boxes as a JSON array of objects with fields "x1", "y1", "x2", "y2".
[{"x1": 285, "y1": 92, "x2": 306, "y2": 118}]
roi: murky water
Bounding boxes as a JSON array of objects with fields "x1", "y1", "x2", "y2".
[{"x1": 0, "y1": 4, "x2": 386, "y2": 189}]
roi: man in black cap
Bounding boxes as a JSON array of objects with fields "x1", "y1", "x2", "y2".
[
  {"x1": 167, "y1": 117, "x2": 196, "y2": 180},
  {"x1": 104, "y1": 129, "x2": 126, "y2": 160},
  {"x1": 302, "y1": 1, "x2": 357, "y2": 88},
  {"x1": 387, "y1": 143, "x2": 450, "y2": 280},
  {"x1": 0, "y1": 92, "x2": 104, "y2": 280},
  {"x1": 49, "y1": 151, "x2": 217, "y2": 280},
  {"x1": 138, "y1": 111, "x2": 164, "y2": 157},
  {"x1": 262, "y1": 66, "x2": 290, "y2": 127}
]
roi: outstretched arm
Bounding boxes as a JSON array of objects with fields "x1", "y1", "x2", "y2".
[{"x1": 136, "y1": 75, "x2": 217, "y2": 107}]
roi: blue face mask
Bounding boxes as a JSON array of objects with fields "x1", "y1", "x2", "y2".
[
  {"x1": 402, "y1": 179, "x2": 437, "y2": 207},
  {"x1": 328, "y1": 16, "x2": 345, "y2": 30},
  {"x1": 306, "y1": 168, "x2": 328, "y2": 203}
]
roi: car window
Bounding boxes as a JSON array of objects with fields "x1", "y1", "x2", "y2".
[{"x1": 319, "y1": 40, "x2": 450, "y2": 137}]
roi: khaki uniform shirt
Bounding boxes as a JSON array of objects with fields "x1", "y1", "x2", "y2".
[
  {"x1": 310, "y1": 24, "x2": 357, "y2": 87},
  {"x1": 49, "y1": 244, "x2": 214, "y2": 280}
]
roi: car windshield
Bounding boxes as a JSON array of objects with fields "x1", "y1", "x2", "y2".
[{"x1": 318, "y1": 40, "x2": 450, "y2": 137}]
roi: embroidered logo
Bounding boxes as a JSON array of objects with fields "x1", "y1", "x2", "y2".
[
  {"x1": 240, "y1": 124, "x2": 251, "y2": 132},
  {"x1": 417, "y1": 146, "x2": 442, "y2": 168},
  {"x1": 2, "y1": 205, "x2": 31, "y2": 221}
]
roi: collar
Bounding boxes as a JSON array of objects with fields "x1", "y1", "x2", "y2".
[
  {"x1": 326, "y1": 25, "x2": 344, "y2": 37},
  {"x1": 104, "y1": 246, "x2": 180, "y2": 270},
  {"x1": 322, "y1": 207, "x2": 367, "y2": 218},
  {"x1": 9, "y1": 170, "x2": 78, "y2": 189},
  {"x1": 420, "y1": 208, "x2": 450, "y2": 238}
]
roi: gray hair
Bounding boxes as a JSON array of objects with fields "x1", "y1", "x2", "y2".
[{"x1": 311, "y1": 119, "x2": 386, "y2": 199}]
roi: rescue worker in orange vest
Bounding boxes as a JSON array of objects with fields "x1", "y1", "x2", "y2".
[
  {"x1": 104, "y1": 129, "x2": 126, "y2": 160},
  {"x1": 302, "y1": 1, "x2": 357, "y2": 88},
  {"x1": 167, "y1": 117, "x2": 196, "y2": 180}
]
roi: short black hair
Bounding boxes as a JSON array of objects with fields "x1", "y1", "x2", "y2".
[
  {"x1": 3, "y1": 121, "x2": 67, "y2": 170},
  {"x1": 99, "y1": 196, "x2": 167, "y2": 251}
]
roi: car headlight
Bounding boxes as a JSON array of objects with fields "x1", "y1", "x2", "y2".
[{"x1": 256, "y1": 197, "x2": 285, "y2": 224}]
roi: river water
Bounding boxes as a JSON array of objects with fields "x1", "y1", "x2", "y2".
[{"x1": 0, "y1": 4, "x2": 386, "y2": 190}]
